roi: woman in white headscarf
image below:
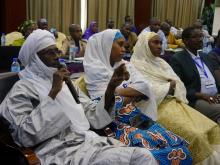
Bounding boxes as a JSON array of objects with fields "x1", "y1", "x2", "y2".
[
  {"x1": 84, "y1": 29, "x2": 192, "y2": 165},
  {"x1": 131, "y1": 31, "x2": 220, "y2": 165}
]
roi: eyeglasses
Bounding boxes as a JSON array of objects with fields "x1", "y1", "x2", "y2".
[{"x1": 37, "y1": 48, "x2": 61, "y2": 56}]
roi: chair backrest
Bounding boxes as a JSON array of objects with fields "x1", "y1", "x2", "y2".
[
  {"x1": 5, "y1": 32, "x2": 24, "y2": 46},
  {"x1": 0, "y1": 72, "x2": 19, "y2": 104}
]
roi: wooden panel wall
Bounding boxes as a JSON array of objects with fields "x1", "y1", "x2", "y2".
[
  {"x1": 134, "y1": 0, "x2": 152, "y2": 34},
  {"x1": 0, "y1": 0, "x2": 26, "y2": 34}
]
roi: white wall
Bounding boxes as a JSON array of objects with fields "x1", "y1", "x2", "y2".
[{"x1": 212, "y1": 7, "x2": 220, "y2": 36}]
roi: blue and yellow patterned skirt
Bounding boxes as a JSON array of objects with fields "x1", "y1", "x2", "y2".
[{"x1": 111, "y1": 96, "x2": 192, "y2": 165}]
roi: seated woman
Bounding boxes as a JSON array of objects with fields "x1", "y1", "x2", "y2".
[
  {"x1": 83, "y1": 29, "x2": 192, "y2": 165},
  {"x1": 130, "y1": 31, "x2": 220, "y2": 164},
  {"x1": 82, "y1": 21, "x2": 99, "y2": 40},
  {"x1": 12, "y1": 20, "x2": 37, "y2": 46}
]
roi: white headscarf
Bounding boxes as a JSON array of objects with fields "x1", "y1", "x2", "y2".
[
  {"x1": 131, "y1": 32, "x2": 188, "y2": 105},
  {"x1": 83, "y1": 29, "x2": 122, "y2": 98},
  {"x1": 18, "y1": 29, "x2": 90, "y2": 131},
  {"x1": 83, "y1": 29, "x2": 157, "y2": 120}
]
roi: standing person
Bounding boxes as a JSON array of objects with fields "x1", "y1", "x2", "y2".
[
  {"x1": 131, "y1": 31, "x2": 220, "y2": 164},
  {"x1": 170, "y1": 26, "x2": 220, "y2": 124},
  {"x1": 61, "y1": 24, "x2": 87, "y2": 57},
  {"x1": 82, "y1": 21, "x2": 99, "y2": 40},
  {"x1": 0, "y1": 29, "x2": 158, "y2": 165},
  {"x1": 83, "y1": 29, "x2": 192, "y2": 165}
]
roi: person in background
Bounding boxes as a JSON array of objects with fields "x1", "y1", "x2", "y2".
[
  {"x1": 12, "y1": 20, "x2": 37, "y2": 46},
  {"x1": 208, "y1": 29, "x2": 220, "y2": 87},
  {"x1": 165, "y1": 19, "x2": 177, "y2": 35},
  {"x1": 61, "y1": 24, "x2": 87, "y2": 57},
  {"x1": 120, "y1": 23, "x2": 137, "y2": 53},
  {"x1": 160, "y1": 22, "x2": 184, "y2": 49},
  {"x1": 140, "y1": 18, "x2": 167, "y2": 54},
  {"x1": 0, "y1": 29, "x2": 158, "y2": 165},
  {"x1": 37, "y1": 18, "x2": 49, "y2": 30},
  {"x1": 50, "y1": 28, "x2": 58, "y2": 39},
  {"x1": 83, "y1": 29, "x2": 192, "y2": 165},
  {"x1": 193, "y1": 20, "x2": 214, "y2": 44},
  {"x1": 124, "y1": 15, "x2": 137, "y2": 34},
  {"x1": 82, "y1": 21, "x2": 99, "y2": 40},
  {"x1": 131, "y1": 31, "x2": 220, "y2": 164},
  {"x1": 170, "y1": 26, "x2": 220, "y2": 124},
  {"x1": 106, "y1": 19, "x2": 115, "y2": 29},
  {"x1": 37, "y1": 18, "x2": 60, "y2": 41}
]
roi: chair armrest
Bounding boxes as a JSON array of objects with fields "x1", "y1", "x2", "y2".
[{"x1": 21, "y1": 148, "x2": 41, "y2": 165}]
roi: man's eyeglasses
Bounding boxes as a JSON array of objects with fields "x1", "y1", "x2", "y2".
[{"x1": 37, "y1": 48, "x2": 62, "y2": 56}]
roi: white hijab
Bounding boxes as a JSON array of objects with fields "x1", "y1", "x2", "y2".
[
  {"x1": 131, "y1": 32, "x2": 188, "y2": 105},
  {"x1": 83, "y1": 29, "x2": 157, "y2": 120},
  {"x1": 83, "y1": 29, "x2": 122, "y2": 98},
  {"x1": 18, "y1": 29, "x2": 90, "y2": 131}
]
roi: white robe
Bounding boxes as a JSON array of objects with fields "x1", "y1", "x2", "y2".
[
  {"x1": 0, "y1": 29, "x2": 157, "y2": 165},
  {"x1": 0, "y1": 80, "x2": 157, "y2": 165}
]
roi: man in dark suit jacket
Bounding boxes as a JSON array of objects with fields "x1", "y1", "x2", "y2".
[{"x1": 170, "y1": 26, "x2": 220, "y2": 124}]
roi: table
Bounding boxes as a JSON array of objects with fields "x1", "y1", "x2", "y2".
[{"x1": 66, "y1": 60, "x2": 84, "y2": 76}]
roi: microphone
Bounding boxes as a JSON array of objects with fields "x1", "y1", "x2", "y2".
[{"x1": 58, "y1": 62, "x2": 80, "y2": 104}]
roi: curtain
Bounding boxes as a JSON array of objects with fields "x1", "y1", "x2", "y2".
[
  {"x1": 26, "y1": 0, "x2": 81, "y2": 34},
  {"x1": 151, "y1": 0, "x2": 204, "y2": 28},
  {"x1": 87, "y1": 0, "x2": 135, "y2": 31}
]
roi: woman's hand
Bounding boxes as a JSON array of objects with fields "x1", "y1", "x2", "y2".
[{"x1": 109, "y1": 63, "x2": 130, "y2": 89}]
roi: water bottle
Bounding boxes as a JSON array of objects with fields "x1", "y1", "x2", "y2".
[
  {"x1": 11, "y1": 58, "x2": 20, "y2": 72},
  {"x1": 69, "y1": 45, "x2": 78, "y2": 61},
  {"x1": 59, "y1": 58, "x2": 67, "y2": 68},
  {"x1": 1, "y1": 33, "x2": 6, "y2": 46}
]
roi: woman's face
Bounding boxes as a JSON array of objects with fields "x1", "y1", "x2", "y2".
[
  {"x1": 92, "y1": 23, "x2": 98, "y2": 33},
  {"x1": 148, "y1": 35, "x2": 162, "y2": 57},
  {"x1": 110, "y1": 38, "x2": 126, "y2": 66}
]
